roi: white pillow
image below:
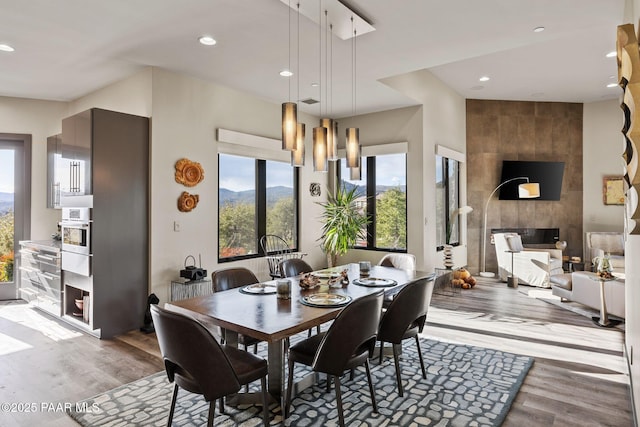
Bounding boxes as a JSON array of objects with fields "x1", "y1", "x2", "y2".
[{"x1": 506, "y1": 235, "x2": 524, "y2": 252}]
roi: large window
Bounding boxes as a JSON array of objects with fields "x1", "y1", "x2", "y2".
[
  {"x1": 339, "y1": 153, "x2": 407, "y2": 251},
  {"x1": 435, "y1": 155, "x2": 460, "y2": 250},
  {"x1": 218, "y1": 154, "x2": 298, "y2": 261}
]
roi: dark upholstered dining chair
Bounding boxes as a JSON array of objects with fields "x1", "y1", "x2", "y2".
[
  {"x1": 211, "y1": 267, "x2": 261, "y2": 352},
  {"x1": 377, "y1": 275, "x2": 435, "y2": 397},
  {"x1": 150, "y1": 304, "x2": 270, "y2": 427},
  {"x1": 278, "y1": 258, "x2": 313, "y2": 279},
  {"x1": 284, "y1": 291, "x2": 384, "y2": 427}
]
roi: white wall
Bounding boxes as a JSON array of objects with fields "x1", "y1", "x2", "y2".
[
  {"x1": 149, "y1": 68, "x2": 327, "y2": 303},
  {"x1": 583, "y1": 99, "x2": 625, "y2": 233},
  {"x1": 379, "y1": 69, "x2": 468, "y2": 272},
  {"x1": 0, "y1": 97, "x2": 69, "y2": 238}
]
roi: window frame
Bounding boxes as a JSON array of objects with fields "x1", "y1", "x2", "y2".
[
  {"x1": 435, "y1": 154, "x2": 461, "y2": 251},
  {"x1": 217, "y1": 154, "x2": 299, "y2": 263},
  {"x1": 338, "y1": 154, "x2": 408, "y2": 253}
]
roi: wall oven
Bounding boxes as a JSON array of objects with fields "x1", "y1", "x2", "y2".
[{"x1": 61, "y1": 201, "x2": 92, "y2": 276}]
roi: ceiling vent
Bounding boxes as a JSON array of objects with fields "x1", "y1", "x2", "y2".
[{"x1": 301, "y1": 98, "x2": 319, "y2": 105}]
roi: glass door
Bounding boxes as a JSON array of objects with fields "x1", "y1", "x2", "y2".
[{"x1": 0, "y1": 135, "x2": 31, "y2": 300}]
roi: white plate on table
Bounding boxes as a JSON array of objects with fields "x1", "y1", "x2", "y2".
[
  {"x1": 300, "y1": 293, "x2": 352, "y2": 308},
  {"x1": 240, "y1": 283, "x2": 277, "y2": 295},
  {"x1": 352, "y1": 277, "x2": 397, "y2": 287}
]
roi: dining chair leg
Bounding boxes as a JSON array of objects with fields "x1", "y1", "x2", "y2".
[
  {"x1": 333, "y1": 375, "x2": 346, "y2": 427},
  {"x1": 415, "y1": 335, "x2": 426, "y2": 379},
  {"x1": 378, "y1": 341, "x2": 384, "y2": 364},
  {"x1": 326, "y1": 374, "x2": 331, "y2": 393},
  {"x1": 392, "y1": 343, "x2": 404, "y2": 397},
  {"x1": 218, "y1": 397, "x2": 225, "y2": 414},
  {"x1": 207, "y1": 400, "x2": 215, "y2": 427},
  {"x1": 261, "y1": 376, "x2": 269, "y2": 426},
  {"x1": 167, "y1": 384, "x2": 178, "y2": 427},
  {"x1": 349, "y1": 368, "x2": 354, "y2": 381},
  {"x1": 364, "y1": 358, "x2": 378, "y2": 413},
  {"x1": 284, "y1": 359, "x2": 295, "y2": 419}
]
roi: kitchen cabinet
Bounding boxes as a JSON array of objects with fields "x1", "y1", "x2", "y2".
[
  {"x1": 61, "y1": 109, "x2": 92, "y2": 195},
  {"x1": 60, "y1": 108, "x2": 149, "y2": 338},
  {"x1": 18, "y1": 241, "x2": 62, "y2": 317}
]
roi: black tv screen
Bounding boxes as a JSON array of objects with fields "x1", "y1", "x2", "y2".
[{"x1": 498, "y1": 160, "x2": 564, "y2": 200}]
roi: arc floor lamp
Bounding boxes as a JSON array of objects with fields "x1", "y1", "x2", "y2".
[{"x1": 479, "y1": 177, "x2": 540, "y2": 278}]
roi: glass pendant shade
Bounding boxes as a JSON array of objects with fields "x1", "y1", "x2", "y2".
[
  {"x1": 350, "y1": 163, "x2": 361, "y2": 180},
  {"x1": 320, "y1": 118, "x2": 338, "y2": 161},
  {"x1": 282, "y1": 102, "x2": 297, "y2": 151},
  {"x1": 345, "y1": 127, "x2": 360, "y2": 168},
  {"x1": 291, "y1": 123, "x2": 305, "y2": 167},
  {"x1": 313, "y1": 126, "x2": 328, "y2": 172}
]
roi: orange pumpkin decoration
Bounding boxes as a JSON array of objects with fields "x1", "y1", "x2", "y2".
[{"x1": 453, "y1": 268, "x2": 471, "y2": 281}]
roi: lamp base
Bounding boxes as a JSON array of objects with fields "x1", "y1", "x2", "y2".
[{"x1": 479, "y1": 272, "x2": 495, "y2": 278}]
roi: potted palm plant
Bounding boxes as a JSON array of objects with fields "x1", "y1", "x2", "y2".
[{"x1": 318, "y1": 185, "x2": 370, "y2": 267}]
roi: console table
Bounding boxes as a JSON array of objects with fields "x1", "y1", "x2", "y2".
[{"x1": 170, "y1": 278, "x2": 213, "y2": 301}]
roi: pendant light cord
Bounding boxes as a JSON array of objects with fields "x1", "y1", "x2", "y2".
[{"x1": 288, "y1": 0, "x2": 291, "y2": 102}]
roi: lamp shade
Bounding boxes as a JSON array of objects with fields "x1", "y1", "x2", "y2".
[
  {"x1": 518, "y1": 182, "x2": 540, "y2": 198},
  {"x1": 313, "y1": 126, "x2": 328, "y2": 172},
  {"x1": 350, "y1": 163, "x2": 361, "y2": 180},
  {"x1": 345, "y1": 127, "x2": 360, "y2": 168},
  {"x1": 291, "y1": 122, "x2": 305, "y2": 167},
  {"x1": 282, "y1": 102, "x2": 297, "y2": 151},
  {"x1": 320, "y1": 118, "x2": 338, "y2": 161}
]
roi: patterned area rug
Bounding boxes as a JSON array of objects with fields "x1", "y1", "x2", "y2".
[{"x1": 68, "y1": 338, "x2": 532, "y2": 426}]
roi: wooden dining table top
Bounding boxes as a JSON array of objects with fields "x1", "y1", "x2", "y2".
[{"x1": 166, "y1": 263, "x2": 431, "y2": 343}]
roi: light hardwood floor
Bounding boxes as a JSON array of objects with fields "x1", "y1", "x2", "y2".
[{"x1": 0, "y1": 278, "x2": 632, "y2": 426}]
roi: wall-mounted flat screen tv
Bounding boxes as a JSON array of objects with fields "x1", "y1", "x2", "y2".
[{"x1": 499, "y1": 160, "x2": 565, "y2": 200}]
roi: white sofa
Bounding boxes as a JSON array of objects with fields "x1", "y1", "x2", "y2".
[
  {"x1": 493, "y1": 233, "x2": 564, "y2": 288},
  {"x1": 584, "y1": 232, "x2": 625, "y2": 274},
  {"x1": 551, "y1": 271, "x2": 625, "y2": 318}
]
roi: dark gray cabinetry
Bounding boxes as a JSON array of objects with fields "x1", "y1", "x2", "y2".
[
  {"x1": 61, "y1": 108, "x2": 149, "y2": 338},
  {"x1": 61, "y1": 109, "x2": 92, "y2": 195}
]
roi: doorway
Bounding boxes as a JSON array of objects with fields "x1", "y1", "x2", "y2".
[{"x1": 0, "y1": 134, "x2": 31, "y2": 300}]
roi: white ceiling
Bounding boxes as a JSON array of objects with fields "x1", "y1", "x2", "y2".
[{"x1": 0, "y1": 0, "x2": 627, "y2": 118}]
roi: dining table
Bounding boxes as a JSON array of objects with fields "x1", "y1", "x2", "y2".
[{"x1": 165, "y1": 263, "x2": 432, "y2": 411}]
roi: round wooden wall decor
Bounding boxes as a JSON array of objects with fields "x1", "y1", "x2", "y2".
[
  {"x1": 178, "y1": 191, "x2": 199, "y2": 212},
  {"x1": 175, "y1": 158, "x2": 204, "y2": 187}
]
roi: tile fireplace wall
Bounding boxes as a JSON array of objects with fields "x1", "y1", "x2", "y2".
[{"x1": 466, "y1": 99, "x2": 583, "y2": 274}]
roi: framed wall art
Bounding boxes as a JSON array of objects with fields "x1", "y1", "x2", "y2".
[{"x1": 603, "y1": 176, "x2": 624, "y2": 205}]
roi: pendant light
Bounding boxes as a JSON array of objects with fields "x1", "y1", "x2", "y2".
[
  {"x1": 320, "y1": 12, "x2": 338, "y2": 162},
  {"x1": 281, "y1": 0, "x2": 297, "y2": 151},
  {"x1": 346, "y1": 18, "x2": 360, "y2": 168},
  {"x1": 312, "y1": 1, "x2": 328, "y2": 172},
  {"x1": 291, "y1": 2, "x2": 305, "y2": 167}
]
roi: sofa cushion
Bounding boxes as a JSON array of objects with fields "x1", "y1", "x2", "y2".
[
  {"x1": 506, "y1": 234, "x2": 524, "y2": 252},
  {"x1": 550, "y1": 273, "x2": 572, "y2": 290}
]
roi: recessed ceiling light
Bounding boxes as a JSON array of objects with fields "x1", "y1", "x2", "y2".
[
  {"x1": 533, "y1": 26, "x2": 545, "y2": 33},
  {"x1": 479, "y1": 76, "x2": 490, "y2": 82},
  {"x1": 311, "y1": 82, "x2": 319, "y2": 87},
  {"x1": 280, "y1": 70, "x2": 293, "y2": 77},
  {"x1": 607, "y1": 83, "x2": 618, "y2": 88},
  {"x1": 606, "y1": 51, "x2": 617, "y2": 58},
  {"x1": 198, "y1": 36, "x2": 217, "y2": 46},
  {"x1": 0, "y1": 44, "x2": 15, "y2": 52},
  {"x1": 609, "y1": 75, "x2": 616, "y2": 79}
]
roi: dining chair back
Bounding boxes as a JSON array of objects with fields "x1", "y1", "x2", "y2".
[
  {"x1": 285, "y1": 291, "x2": 384, "y2": 427},
  {"x1": 212, "y1": 267, "x2": 259, "y2": 292},
  {"x1": 150, "y1": 304, "x2": 269, "y2": 426},
  {"x1": 279, "y1": 258, "x2": 313, "y2": 278},
  {"x1": 260, "y1": 234, "x2": 291, "y2": 278},
  {"x1": 377, "y1": 275, "x2": 435, "y2": 396}
]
